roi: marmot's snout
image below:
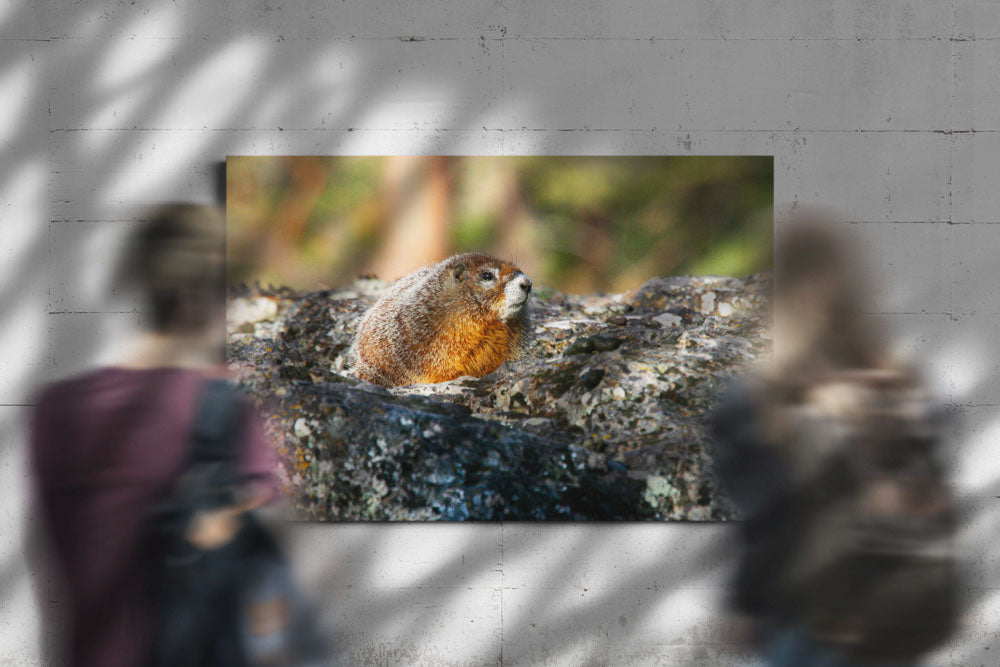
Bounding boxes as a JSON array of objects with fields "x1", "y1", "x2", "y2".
[{"x1": 502, "y1": 272, "x2": 532, "y2": 320}]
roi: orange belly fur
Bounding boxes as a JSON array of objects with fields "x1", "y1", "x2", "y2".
[{"x1": 414, "y1": 310, "x2": 517, "y2": 383}]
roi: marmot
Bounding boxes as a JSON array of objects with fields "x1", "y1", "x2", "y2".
[{"x1": 353, "y1": 253, "x2": 532, "y2": 387}]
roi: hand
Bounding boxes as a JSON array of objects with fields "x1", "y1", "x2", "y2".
[{"x1": 185, "y1": 507, "x2": 241, "y2": 549}]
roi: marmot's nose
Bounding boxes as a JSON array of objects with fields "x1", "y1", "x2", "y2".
[{"x1": 519, "y1": 276, "x2": 532, "y2": 293}]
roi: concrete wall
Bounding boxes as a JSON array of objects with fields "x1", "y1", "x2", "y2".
[{"x1": 1, "y1": 1, "x2": 997, "y2": 664}]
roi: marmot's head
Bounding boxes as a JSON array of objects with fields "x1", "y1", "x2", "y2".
[{"x1": 446, "y1": 253, "x2": 532, "y2": 322}]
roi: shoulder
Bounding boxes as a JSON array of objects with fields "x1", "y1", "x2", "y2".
[{"x1": 32, "y1": 369, "x2": 108, "y2": 419}]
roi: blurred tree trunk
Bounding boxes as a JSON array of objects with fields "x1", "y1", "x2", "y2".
[
  {"x1": 493, "y1": 160, "x2": 542, "y2": 281},
  {"x1": 562, "y1": 212, "x2": 614, "y2": 294},
  {"x1": 263, "y1": 156, "x2": 329, "y2": 284},
  {"x1": 369, "y1": 156, "x2": 453, "y2": 281}
]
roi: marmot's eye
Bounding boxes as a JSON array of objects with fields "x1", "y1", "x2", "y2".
[{"x1": 480, "y1": 271, "x2": 495, "y2": 281}]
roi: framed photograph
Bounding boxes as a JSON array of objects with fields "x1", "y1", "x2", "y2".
[{"x1": 226, "y1": 156, "x2": 772, "y2": 521}]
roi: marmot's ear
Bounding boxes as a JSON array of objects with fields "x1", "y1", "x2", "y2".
[{"x1": 452, "y1": 262, "x2": 467, "y2": 281}]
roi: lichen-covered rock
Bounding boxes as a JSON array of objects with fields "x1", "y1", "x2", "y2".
[{"x1": 227, "y1": 273, "x2": 772, "y2": 521}]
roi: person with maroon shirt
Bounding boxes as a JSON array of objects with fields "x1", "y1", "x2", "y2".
[{"x1": 30, "y1": 204, "x2": 276, "y2": 667}]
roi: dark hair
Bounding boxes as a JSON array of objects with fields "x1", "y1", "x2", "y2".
[
  {"x1": 119, "y1": 204, "x2": 226, "y2": 333},
  {"x1": 772, "y1": 213, "x2": 889, "y2": 383}
]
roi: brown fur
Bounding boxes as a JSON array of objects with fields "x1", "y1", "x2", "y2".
[{"x1": 353, "y1": 253, "x2": 531, "y2": 387}]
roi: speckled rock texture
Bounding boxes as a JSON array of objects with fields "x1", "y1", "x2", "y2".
[{"x1": 227, "y1": 273, "x2": 772, "y2": 521}]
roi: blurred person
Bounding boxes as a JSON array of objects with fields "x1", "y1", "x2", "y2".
[
  {"x1": 30, "y1": 204, "x2": 325, "y2": 666},
  {"x1": 711, "y1": 214, "x2": 960, "y2": 666}
]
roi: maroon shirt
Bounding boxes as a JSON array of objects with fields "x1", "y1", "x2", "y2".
[{"x1": 30, "y1": 367, "x2": 276, "y2": 667}]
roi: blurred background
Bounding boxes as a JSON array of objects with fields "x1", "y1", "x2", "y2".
[
  {"x1": 7, "y1": 0, "x2": 997, "y2": 664},
  {"x1": 226, "y1": 156, "x2": 772, "y2": 292}
]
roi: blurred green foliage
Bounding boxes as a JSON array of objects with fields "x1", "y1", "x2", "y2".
[{"x1": 227, "y1": 155, "x2": 771, "y2": 293}]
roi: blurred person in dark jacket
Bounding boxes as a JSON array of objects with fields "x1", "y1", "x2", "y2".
[
  {"x1": 711, "y1": 214, "x2": 960, "y2": 666},
  {"x1": 30, "y1": 204, "x2": 277, "y2": 667}
]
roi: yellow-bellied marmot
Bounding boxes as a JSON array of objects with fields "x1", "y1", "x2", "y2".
[{"x1": 353, "y1": 253, "x2": 532, "y2": 387}]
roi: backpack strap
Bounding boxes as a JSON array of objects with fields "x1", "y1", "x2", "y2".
[{"x1": 189, "y1": 378, "x2": 242, "y2": 466}]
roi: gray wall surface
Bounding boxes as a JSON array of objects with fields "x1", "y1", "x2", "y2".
[{"x1": 1, "y1": 1, "x2": 998, "y2": 664}]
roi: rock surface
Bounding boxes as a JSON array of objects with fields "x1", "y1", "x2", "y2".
[{"x1": 227, "y1": 273, "x2": 772, "y2": 521}]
